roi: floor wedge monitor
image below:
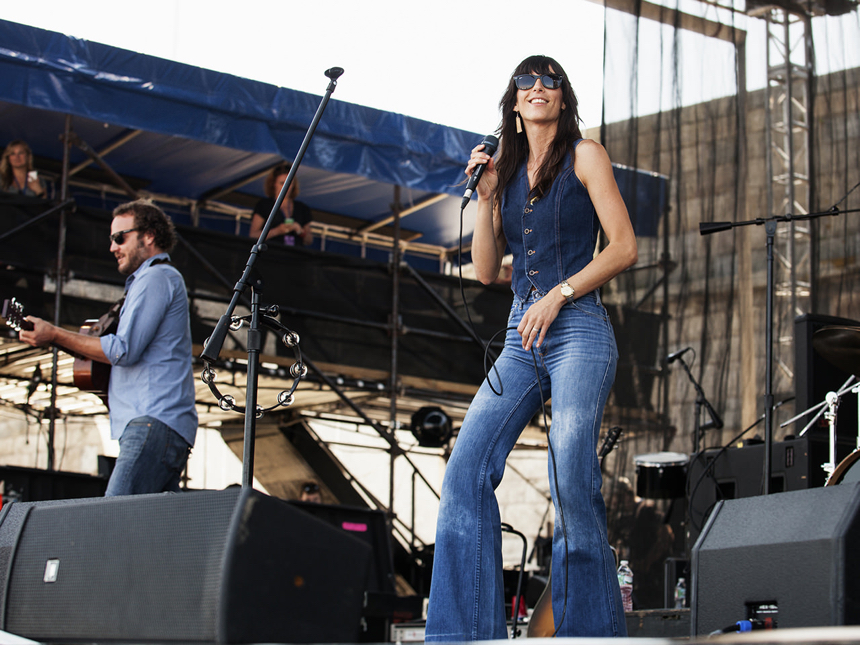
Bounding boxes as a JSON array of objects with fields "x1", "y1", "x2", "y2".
[
  {"x1": 691, "y1": 482, "x2": 860, "y2": 636},
  {"x1": 0, "y1": 487, "x2": 371, "y2": 643}
]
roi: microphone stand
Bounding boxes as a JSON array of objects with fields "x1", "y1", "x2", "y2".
[
  {"x1": 674, "y1": 355, "x2": 722, "y2": 454},
  {"x1": 699, "y1": 205, "x2": 855, "y2": 494},
  {"x1": 200, "y1": 67, "x2": 344, "y2": 488}
]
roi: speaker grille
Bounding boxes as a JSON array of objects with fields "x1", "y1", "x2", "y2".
[{"x1": 5, "y1": 490, "x2": 239, "y2": 641}]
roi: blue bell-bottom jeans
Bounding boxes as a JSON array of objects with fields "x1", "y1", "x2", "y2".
[{"x1": 425, "y1": 290, "x2": 626, "y2": 640}]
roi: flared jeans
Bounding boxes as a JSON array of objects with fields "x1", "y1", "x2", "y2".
[{"x1": 425, "y1": 290, "x2": 626, "y2": 641}]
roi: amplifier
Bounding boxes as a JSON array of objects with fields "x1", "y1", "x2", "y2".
[{"x1": 686, "y1": 435, "x2": 855, "y2": 547}]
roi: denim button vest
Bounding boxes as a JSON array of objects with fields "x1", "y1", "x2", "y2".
[{"x1": 501, "y1": 140, "x2": 600, "y2": 299}]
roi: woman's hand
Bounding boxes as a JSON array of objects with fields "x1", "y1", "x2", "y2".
[
  {"x1": 466, "y1": 142, "x2": 498, "y2": 199},
  {"x1": 516, "y1": 291, "x2": 566, "y2": 351}
]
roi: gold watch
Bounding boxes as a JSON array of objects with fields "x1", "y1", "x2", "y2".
[{"x1": 560, "y1": 280, "x2": 575, "y2": 304}]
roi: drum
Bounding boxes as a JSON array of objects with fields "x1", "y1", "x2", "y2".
[
  {"x1": 825, "y1": 449, "x2": 860, "y2": 486},
  {"x1": 634, "y1": 452, "x2": 688, "y2": 499}
]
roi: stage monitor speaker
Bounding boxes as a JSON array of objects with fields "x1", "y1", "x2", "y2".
[
  {"x1": 0, "y1": 488, "x2": 371, "y2": 643},
  {"x1": 685, "y1": 436, "x2": 855, "y2": 548},
  {"x1": 690, "y1": 482, "x2": 860, "y2": 636}
]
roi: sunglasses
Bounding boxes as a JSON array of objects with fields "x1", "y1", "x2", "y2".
[
  {"x1": 514, "y1": 73, "x2": 564, "y2": 91},
  {"x1": 302, "y1": 483, "x2": 320, "y2": 493},
  {"x1": 110, "y1": 227, "x2": 139, "y2": 245}
]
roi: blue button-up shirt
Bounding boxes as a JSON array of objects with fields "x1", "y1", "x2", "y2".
[
  {"x1": 501, "y1": 140, "x2": 600, "y2": 299},
  {"x1": 100, "y1": 253, "x2": 198, "y2": 445}
]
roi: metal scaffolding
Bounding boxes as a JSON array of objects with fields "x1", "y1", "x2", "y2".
[{"x1": 760, "y1": 6, "x2": 814, "y2": 396}]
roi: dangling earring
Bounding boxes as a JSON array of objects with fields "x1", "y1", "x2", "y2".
[{"x1": 515, "y1": 112, "x2": 523, "y2": 134}]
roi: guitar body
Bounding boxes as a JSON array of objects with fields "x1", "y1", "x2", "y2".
[
  {"x1": 73, "y1": 317, "x2": 114, "y2": 403},
  {"x1": 527, "y1": 572, "x2": 555, "y2": 637},
  {"x1": 73, "y1": 319, "x2": 112, "y2": 393}
]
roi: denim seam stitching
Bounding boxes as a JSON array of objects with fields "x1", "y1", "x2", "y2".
[
  {"x1": 591, "y1": 352, "x2": 623, "y2": 635},
  {"x1": 470, "y1": 374, "x2": 542, "y2": 640}
]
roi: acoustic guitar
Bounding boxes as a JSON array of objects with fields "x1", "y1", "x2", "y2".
[
  {"x1": 527, "y1": 425, "x2": 624, "y2": 637},
  {"x1": 3, "y1": 297, "x2": 114, "y2": 400}
]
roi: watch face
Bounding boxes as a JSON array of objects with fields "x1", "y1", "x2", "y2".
[{"x1": 561, "y1": 283, "x2": 574, "y2": 297}]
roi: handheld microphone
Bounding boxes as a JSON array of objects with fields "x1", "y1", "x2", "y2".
[
  {"x1": 666, "y1": 347, "x2": 692, "y2": 364},
  {"x1": 461, "y1": 134, "x2": 499, "y2": 209}
]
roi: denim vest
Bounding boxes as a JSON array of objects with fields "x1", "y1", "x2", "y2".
[{"x1": 501, "y1": 140, "x2": 599, "y2": 299}]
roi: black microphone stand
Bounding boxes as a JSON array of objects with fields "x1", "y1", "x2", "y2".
[
  {"x1": 699, "y1": 205, "x2": 855, "y2": 493},
  {"x1": 674, "y1": 355, "x2": 722, "y2": 454},
  {"x1": 200, "y1": 67, "x2": 344, "y2": 488}
]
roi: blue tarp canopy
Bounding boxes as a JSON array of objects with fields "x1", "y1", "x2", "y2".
[{"x1": 0, "y1": 18, "x2": 666, "y2": 257}]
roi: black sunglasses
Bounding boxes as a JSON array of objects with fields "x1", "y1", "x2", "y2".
[
  {"x1": 302, "y1": 483, "x2": 320, "y2": 493},
  {"x1": 514, "y1": 73, "x2": 564, "y2": 91},
  {"x1": 110, "y1": 227, "x2": 139, "y2": 245}
]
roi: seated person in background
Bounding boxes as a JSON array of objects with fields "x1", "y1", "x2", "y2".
[
  {"x1": 1, "y1": 140, "x2": 46, "y2": 197},
  {"x1": 299, "y1": 480, "x2": 322, "y2": 503},
  {"x1": 249, "y1": 161, "x2": 313, "y2": 246}
]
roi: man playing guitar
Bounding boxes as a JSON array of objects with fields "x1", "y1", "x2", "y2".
[{"x1": 18, "y1": 199, "x2": 197, "y2": 496}]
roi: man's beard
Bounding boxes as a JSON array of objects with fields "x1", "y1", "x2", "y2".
[{"x1": 119, "y1": 239, "x2": 147, "y2": 275}]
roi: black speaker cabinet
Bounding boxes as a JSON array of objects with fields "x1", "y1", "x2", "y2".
[
  {"x1": 691, "y1": 482, "x2": 860, "y2": 635},
  {"x1": 289, "y1": 501, "x2": 396, "y2": 594},
  {"x1": 795, "y1": 313, "x2": 859, "y2": 440},
  {"x1": 0, "y1": 488, "x2": 372, "y2": 643}
]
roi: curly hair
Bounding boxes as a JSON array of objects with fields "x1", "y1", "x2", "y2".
[
  {"x1": 263, "y1": 161, "x2": 300, "y2": 200},
  {"x1": 113, "y1": 199, "x2": 177, "y2": 253},
  {"x1": 494, "y1": 55, "x2": 583, "y2": 206},
  {"x1": 0, "y1": 140, "x2": 34, "y2": 191}
]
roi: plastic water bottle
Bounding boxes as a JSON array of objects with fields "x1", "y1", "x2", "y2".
[
  {"x1": 674, "y1": 577, "x2": 686, "y2": 609},
  {"x1": 617, "y1": 560, "x2": 633, "y2": 612}
]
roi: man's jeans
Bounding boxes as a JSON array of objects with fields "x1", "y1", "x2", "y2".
[{"x1": 105, "y1": 416, "x2": 191, "y2": 496}]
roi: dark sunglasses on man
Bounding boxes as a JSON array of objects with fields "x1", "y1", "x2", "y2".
[
  {"x1": 109, "y1": 227, "x2": 139, "y2": 245},
  {"x1": 513, "y1": 73, "x2": 564, "y2": 91}
]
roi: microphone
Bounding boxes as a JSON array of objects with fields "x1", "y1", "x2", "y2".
[
  {"x1": 666, "y1": 347, "x2": 692, "y2": 364},
  {"x1": 460, "y1": 134, "x2": 499, "y2": 209}
]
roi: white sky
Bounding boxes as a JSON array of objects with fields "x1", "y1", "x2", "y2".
[
  {"x1": 0, "y1": 0, "x2": 607, "y2": 135},
  {"x1": 2, "y1": 1, "x2": 857, "y2": 134}
]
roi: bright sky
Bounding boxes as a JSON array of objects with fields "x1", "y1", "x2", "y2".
[
  {"x1": 0, "y1": 0, "x2": 607, "y2": 135},
  {"x1": 3, "y1": 1, "x2": 857, "y2": 136}
]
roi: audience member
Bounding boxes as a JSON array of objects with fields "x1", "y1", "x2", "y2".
[
  {"x1": 1, "y1": 140, "x2": 46, "y2": 198},
  {"x1": 299, "y1": 480, "x2": 322, "y2": 503},
  {"x1": 249, "y1": 162, "x2": 312, "y2": 246}
]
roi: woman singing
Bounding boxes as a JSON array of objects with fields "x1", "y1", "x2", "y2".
[{"x1": 424, "y1": 55, "x2": 637, "y2": 641}]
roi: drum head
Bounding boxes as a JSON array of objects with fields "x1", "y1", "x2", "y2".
[
  {"x1": 633, "y1": 452, "x2": 688, "y2": 468},
  {"x1": 826, "y1": 450, "x2": 860, "y2": 486},
  {"x1": 634, "y1": 452, "x2": 688, "y2": 499}
]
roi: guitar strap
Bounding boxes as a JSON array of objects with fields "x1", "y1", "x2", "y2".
[{"x1": 91, "y1": 257, "x2": 173, "y2": 337}]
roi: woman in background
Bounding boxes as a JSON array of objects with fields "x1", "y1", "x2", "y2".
[
  {"x1": 1, "y1": 140, "x2": 46, "y2": 197},
  {"x1": 249, "y1": 161, "x2": 312, "y2": 246}
]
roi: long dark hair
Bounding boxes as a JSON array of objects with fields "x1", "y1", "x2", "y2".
[{"x1": 494, "y1": 55, "x2": 583, "y2": 206}]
